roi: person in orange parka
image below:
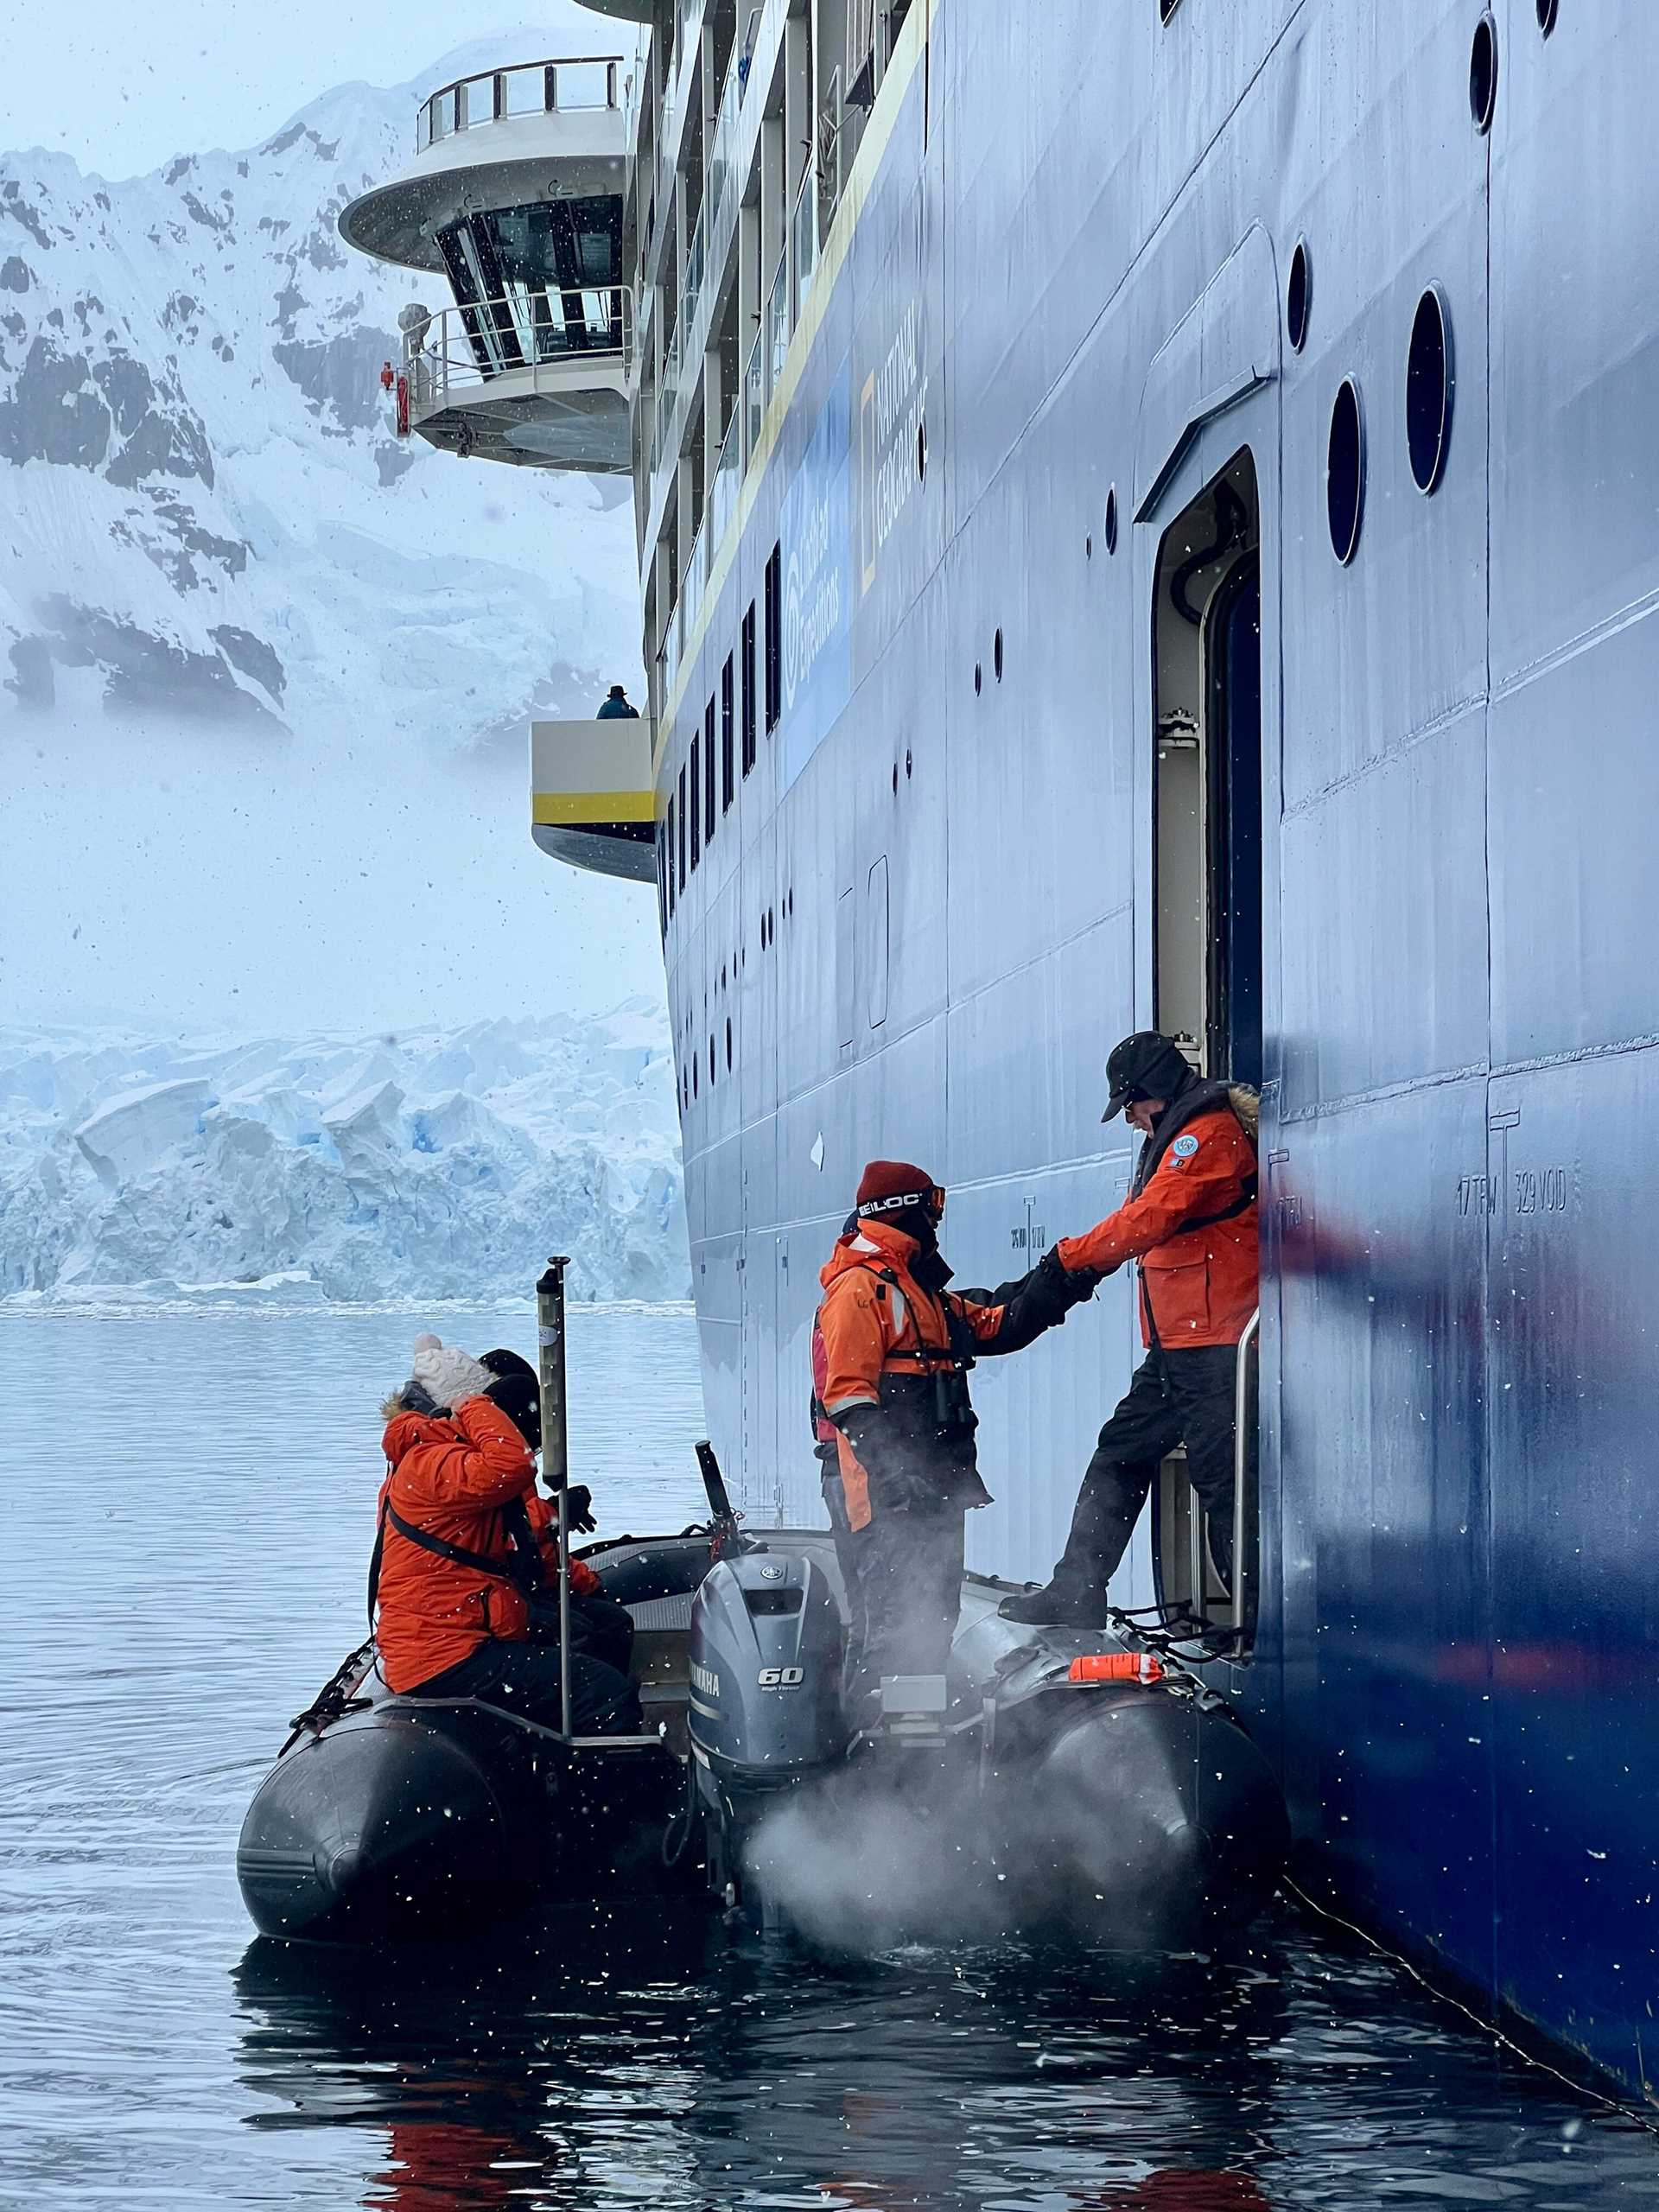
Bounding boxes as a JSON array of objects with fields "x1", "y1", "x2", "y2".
[
  {"x1": 817, "y1": 1161, "x2": 1097, "y2": 1701},
  {"x1": 1001, "y1": 1033, "x2": 1259, "y2": 1626},
  {"x1": 372, "y1": 1335, "x2": 641, "y2": 1733}
]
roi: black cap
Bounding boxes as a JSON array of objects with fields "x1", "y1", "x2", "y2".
[
  {"x1": 1102, "y1": 1032, "x2": 1194, "y2": 1122},
  {"x1": 480, "y1": 1348, "x2": 540, "y2": 1450}
]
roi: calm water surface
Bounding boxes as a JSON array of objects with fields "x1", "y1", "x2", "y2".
[{"x1": 1, "y1": 1307, "x2": 1654, "y2": 2210}]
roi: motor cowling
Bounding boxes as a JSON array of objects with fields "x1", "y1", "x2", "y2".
[{"x1": 687, "y1": 1550, "x2": 845, "y2": 1789}]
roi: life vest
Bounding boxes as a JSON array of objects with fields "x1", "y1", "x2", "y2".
[{"x1": 816, "y1": 1223, "x2": 991, "y2": 1529}]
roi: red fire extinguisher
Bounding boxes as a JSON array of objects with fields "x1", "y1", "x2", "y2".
[{"x1": 395, "y1": 372, "x2": 410, "y2": 438}]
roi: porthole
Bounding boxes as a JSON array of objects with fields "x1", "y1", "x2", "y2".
[
  {"x1": 691, "y1": 1059, "x2": 698, "y2": 1101},
  {"x1": 974, "y1": 661, "x2": 982, "y2": 696},
  {"x1": 917, "y1": 416, "x2": 927, "y2": 480},
  {"x1": 725, "y1": 1018, "x2": 733, "y2": 1071},
  {"x1": 1536, "y1": 0, "x2": 1558, "y2": 33},
  {"x1": 892, "y1": 762, "x2": 899, "y2": 793},
  {"x1": 1326, "y1": 376, "x2": 1365, "y2": 565},
  {"x1": 994, "y1": 627, "x2": 1004, "y2": 682},
  {"x1": 905, "y1": 748, "x2": 912, "y2": 779},
  {"x1": 1286, "y1": 238, "x2": 1312, "y2": 353},
  {"x1": 1104, "y1": 484, "x2": 1119, "y2": 554},
  {"x1": 1470, "y1": 14, "x2": 1497, "y2": 133},
  {"x1": 1405, "y1": 286, "x2": 1453, "y2": 495},
  {"x1": 709, "y1": 1037, "x2": 715, "y2": 1085},
  {"x1": 1085, "y1": 531, "x2": 1093, "y2": 561}
]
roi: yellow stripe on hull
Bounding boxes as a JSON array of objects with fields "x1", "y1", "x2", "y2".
[{"x1": 532, "y1": 790, "x2": 655, "y2": 828}]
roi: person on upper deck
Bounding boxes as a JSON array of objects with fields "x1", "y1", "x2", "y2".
[
  {"x1": 596, "y1": 683, "x2": 640, "y2": 720},
  {"x1": 1001, "y1": 1033, "x2": 1259, "y2": 1627},
  {"x1": 372, "y1": 1335, "x2": 641, "y2": 1733},
  {"x1": 816, "y1": 1161, "x2": 1098, "y2": 1706}
]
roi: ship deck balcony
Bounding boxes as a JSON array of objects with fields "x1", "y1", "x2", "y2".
[
  {"x1": 340, "y1": 59, "x2": 630, "y2": 270},
  {"x1": 531, "y1": 717, "x2": 656, "y2": 880},
  {"x1": 404, "y1": 292, "x2": 630, "y2": 471},
  {"x1": 339, "y1": 54, "x2": 633, "y2": 474}
]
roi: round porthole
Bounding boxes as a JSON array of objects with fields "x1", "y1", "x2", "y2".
[
  {"x1": 1406, "y1": 286, "x2": 1453, "y2": 495},
  {"x1": 994, "y1": 627, "x2": 1004, "y2": 682},
  {"x1": 1326, "y1": 377, "x2": 1365, "y2": 565},
  {"x1": 916, "y1": 416, "x2": 927, "y2": 480},
  {"x1": 709, "y1": 1037, "x2": 715, "y2": 1085},
  {"x1": 1536, "y1": 0, "x2": 1557, "y2": 35},
  {"x1": 1104, "y1": 484, "x2": 1119, "y2": 554},
  {"x1": 1286, "y1": 238, "x2": 1312, "y2": 353},
  {"x1": 974, "y1": 661, "x2": 982, "y2": 696},
  {"x1": 691, "y1": 1058, "x2": 699, "y2": 1101},
  {"x1": 725, "y1": 1018, "x2": 733, "y2": 1071},
  {"x1": 1085, "y1": 531, "x2": 1094, "y2": 561},
  {"x1": 1471, "y1": 14, "x2": 1497, "y2": 133}
]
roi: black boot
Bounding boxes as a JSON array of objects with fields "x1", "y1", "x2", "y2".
[{"x1": 997, "y1": 1583, "x2": 1108, "y2": 1627}]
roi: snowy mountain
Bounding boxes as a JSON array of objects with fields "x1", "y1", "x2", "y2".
[
  {"x1": 0, "y1": 41, "x2": 639, "y2": 739},
  {"x1": 0, "y1": 1008, "x2": 689, "y2": 1304}
]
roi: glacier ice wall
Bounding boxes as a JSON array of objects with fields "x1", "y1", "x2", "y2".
[{"x1": 0, "y1": 1008, "x2": 690, "y2": 1303}]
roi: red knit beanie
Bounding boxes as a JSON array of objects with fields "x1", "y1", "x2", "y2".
[{"x1": 855, "y1": 1159, "x2": 936, "y2": 1217}]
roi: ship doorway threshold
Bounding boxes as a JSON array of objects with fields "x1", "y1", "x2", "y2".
[{"x1": 1149, "y1": 447, "x2": 1262, "y2": 1649}]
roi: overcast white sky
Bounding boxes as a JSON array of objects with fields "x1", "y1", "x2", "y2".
[{"x1": 0, "y1": 0, "x2": 620, "y2": 179}]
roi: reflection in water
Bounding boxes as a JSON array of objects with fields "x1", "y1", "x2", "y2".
[
  {"x1": 3, "y1": 1309, "x2": 1655, "y2": 2209},
  {"x1": 230, "y1": 1909, "x2": 1656, "y2": 2212}
]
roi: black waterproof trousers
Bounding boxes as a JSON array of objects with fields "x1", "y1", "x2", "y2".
[
  {"x1": 849, "y1": 1503, "x2": 967, "y2": 1699},
  {"x1": 1049, "y1": 1344, "x2": 1243, "y2": 1595},
  {"x1": 821, "y1": 1465, "x2": 869, "y2": 1696},
  {"x1": 414, "y1": 1637, "x2": 643, "y2": 1735}
]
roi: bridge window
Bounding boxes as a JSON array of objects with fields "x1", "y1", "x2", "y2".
[
  {"x1": 721, "y1": 654, "x2": 735, "y2": 811},
  {"x1": 741, "y1": 601, "x2": 758, "y2": 772},
  {"x1": 764, "y1": 543, "x2": 782, "y2": 731}
]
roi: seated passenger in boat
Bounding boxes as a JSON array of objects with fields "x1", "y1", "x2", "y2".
[
  {"x1": 476, "y1": 1346, "x2": 637, "y2": 1679},
  {"x1": 372, "y1": 1336, "x2": 643, "y2": 1734}
]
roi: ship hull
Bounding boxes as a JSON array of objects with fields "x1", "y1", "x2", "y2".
[{"x1": 644, "y1": 0, "x2": 1659, "y2": 2100}]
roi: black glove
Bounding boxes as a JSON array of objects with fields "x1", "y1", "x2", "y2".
[
  {"x1": 1035, "y1": 1246, "x2": 1105, "y2": 1313},
  {"x1": 838, "y1": 1404, "x2": 939, "y2": 1516},
  {"x1": 556, "y1": 1482, "x2": 597, "y2": 1535}
]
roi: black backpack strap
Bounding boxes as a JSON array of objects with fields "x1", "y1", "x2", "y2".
[
  {"x1": 380, "y1": 1493, "x2": 545, "y2": 1594},
  {"x1": 368, "y1": 1495, "x2": 387, "y2": 1632}
]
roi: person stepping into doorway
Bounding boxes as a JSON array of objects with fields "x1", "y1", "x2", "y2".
[{"x1": 1000, "y1": 1033, "x2": 1259, "y2": 1627}]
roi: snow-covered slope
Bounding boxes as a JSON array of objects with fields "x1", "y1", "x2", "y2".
[
  {"x1": 0, "y1": 1010, "x2": 688, "y2": 1304},
  {"x1": 0, "y1": 41, "x2": 639, "y2": 737}
]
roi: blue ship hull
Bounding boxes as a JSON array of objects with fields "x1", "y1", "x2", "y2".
[{"x1": 644, "y1": 1, "x2": 1659, "y2": 2100}]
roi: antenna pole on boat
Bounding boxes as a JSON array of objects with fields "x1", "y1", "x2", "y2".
[{"x1": 536, "y1": 1255, "x2": 574, "y2": 1741}]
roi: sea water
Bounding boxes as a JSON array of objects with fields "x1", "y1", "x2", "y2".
[{"x1": 1, "y1": 1306, "x2": 1653, "y2": 2210}]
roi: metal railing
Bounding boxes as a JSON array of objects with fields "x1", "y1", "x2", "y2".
[
  {"x1": 416, "y1": 56, "x2": 624, "y2": 153},
  {"x1": 649, "y1": 30, "x2": 754, "y2": 480},
  {"x1": 402, "y1": 288, "x2": 631, "y2": 420},
  {"x1": 1231, "y1": 1307, "x2": 1260, "y2": 1637}
]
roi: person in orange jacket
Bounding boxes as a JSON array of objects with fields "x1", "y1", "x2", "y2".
[
  {"x1": 817, "y1": 1160, "x2": 1096, "y2": 1700},
  {"x1": 1001, "y1": 1033, "x2": 1259, "y2": 1626},
  {"x1": 372, "y1": 1334, "x2": 641, "y2": 1732}
]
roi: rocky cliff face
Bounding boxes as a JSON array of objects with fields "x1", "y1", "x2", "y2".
[{"x1": 0, "y1": 52, "x2": 639, "y2": 741}]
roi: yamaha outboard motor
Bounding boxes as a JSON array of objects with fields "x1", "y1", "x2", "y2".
[{"x1": 686, "y1": 1548, "x2": 845, "y2": 1890}]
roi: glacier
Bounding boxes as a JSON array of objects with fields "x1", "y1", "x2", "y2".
[{"x1": 0, "y1": 1007, "x2": 690, "y2": 1305}]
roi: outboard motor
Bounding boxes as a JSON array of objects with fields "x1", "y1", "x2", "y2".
[{"x1": 686, "y1": 1548, "x2": 845, "y2": 1886}]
